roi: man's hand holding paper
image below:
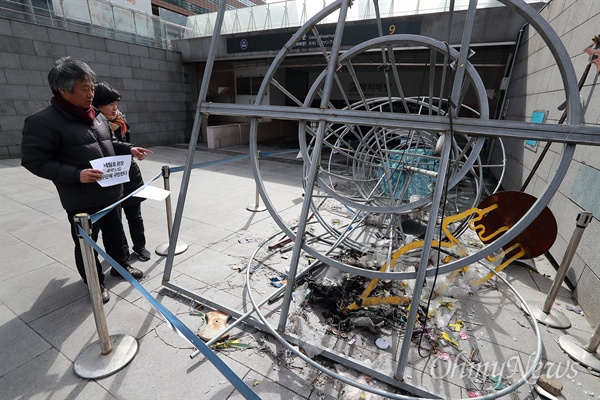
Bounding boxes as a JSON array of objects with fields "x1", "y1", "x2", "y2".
[{"x1": 89, "y1": 155, "x2": 132, "y2": 187}]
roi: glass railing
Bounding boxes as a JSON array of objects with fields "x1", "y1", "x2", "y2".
[
  {"x1": 185, "y1": 0, "x2": 549, "y2": 38},
  {"x1": 0, "y1": 0, "x2": 192, "y2": 49},
  {"x1": 1, "y1": 0, "x2": 548, "y2": 46}
]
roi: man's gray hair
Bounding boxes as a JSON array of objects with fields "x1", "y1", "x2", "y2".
[{"x1": 47, "y1": 57, "x2": 97, "y2": 93}]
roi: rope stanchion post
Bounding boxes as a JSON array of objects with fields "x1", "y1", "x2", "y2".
[
  {"x1": 155, "y1": 165, "x2": 189, "y2": 256},
  {"x1": 73, "y1": 213, "x2": 138, "y2": 379},
  {"x1": 551, "y1": 212, "x2": 600, "y2": 372},
  {"x1": 559, "y1": 320, "x2": 600, "y2": 372},
  {"x1": 525, "y1": 212, "x2": 593, "y2": 328},
  {"x1": 246, "y1": 150, "x2": 266, "y2": 212}
]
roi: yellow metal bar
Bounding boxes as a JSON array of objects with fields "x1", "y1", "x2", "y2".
[{"x1": 344, "y1": 204, "x2": 527, "y2": 312}]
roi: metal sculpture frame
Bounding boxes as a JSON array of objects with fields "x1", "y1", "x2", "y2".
[{"x1": 161, "y1": 0, "x2": 599, "y2": 398}]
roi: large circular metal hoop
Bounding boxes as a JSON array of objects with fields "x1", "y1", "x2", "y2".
[
  {"x1": 310, "y1": 97, "x2": 494, "y2": 252},
  {"x1": 247, "y1": 0, "x2": 579, "y2": 281},
  {"x1": 297, "y1": 35, "x2": 488, "y2": 214},
  {"x1": 242, "y1": 0, "x2": 581, "y2": 397}
]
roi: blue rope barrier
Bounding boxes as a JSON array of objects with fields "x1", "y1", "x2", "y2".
[
  {"x1": 81, "y1": 149, "x2": 307, "y2": 398},
  {"x1": 92, "y1": 152, "x2": 254, "y2": 220},
  {"x1": 77, "y1": 227, "x2": 260, "y2": 400},
  {"x1": 91, "y1": 149, "x2": 301, "y2": 222},
  {"x1": 90, "y1": 170, "x2": 163, "y2": 224},
  {"x1": 170, "y1": 153, "x2": 251, "y2": 173},
  {"x1": 259, "y1": 148, "x2": 300, "y2": 157}
]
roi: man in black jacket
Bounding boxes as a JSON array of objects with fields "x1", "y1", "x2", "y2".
[{"x1": 21, "y1": 57, "x2": 152, "y2": 304}]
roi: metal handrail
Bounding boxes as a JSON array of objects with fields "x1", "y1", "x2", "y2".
[
  {"x1": 1, "y1": 0, "x2": 550, "y2": 44},
  {"x1": 184, "y1": 0, "x2": 550, "y2": 38},
  {"x1": 0, "y1": 0, "x2": 191, "y2": 50}
]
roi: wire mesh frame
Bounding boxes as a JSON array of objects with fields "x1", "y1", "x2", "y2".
[
  {"x1": 293, "y1": 37, "x2": 490, "y2": 260},
  {"x1": 305, "y1": 97, "x2": 496, "y2": 254},
  {"x1": 160, "y1": 0, "x2": 588, "y2": 398}
]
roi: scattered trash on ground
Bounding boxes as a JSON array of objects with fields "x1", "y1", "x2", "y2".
[
  {"x1": 269, "y1": 273, "x2": 287, "y2": 288},
  {"x1": 537, "y1": 373, "x2": 564, "y2": 398},
  {"x1": 230, "y1": 263, "x2": 244, "y2": 271},
  {"x1": 215, "y1": 339, "x2": 255, "y2": 350},
  {"x1": 198, "y1": 310, "x2": 230, "y2": 341},
  {"x1": 566, "y1": 305, "x2": 583, "y2": 315}
]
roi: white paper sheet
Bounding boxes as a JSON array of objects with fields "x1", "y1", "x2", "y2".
[
  {"x1": 90, "y1": 155, "x2": 131, "y2": 187},
  {"x1": 133, "y1": 185, "x2": 171, "y2": 201}
]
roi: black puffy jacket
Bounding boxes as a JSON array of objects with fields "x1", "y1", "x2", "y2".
[{"x1": 21, "y1": 99, "x2": 133, "y2": 212}]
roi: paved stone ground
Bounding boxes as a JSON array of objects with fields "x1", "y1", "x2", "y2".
[{"x1": 1, "y1": 144, "x2": 598, "y2": 399}]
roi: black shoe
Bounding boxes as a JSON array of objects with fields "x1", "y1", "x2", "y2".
[
  {"x1": 134, "y1": 248, "x2": 151, "y2": 261},
  {"x1": 110, "y1": 264, "x2": 144, "y2": 280},
  {"x1": 100, "y1": 285, "x2": 110, "y2": 304}
]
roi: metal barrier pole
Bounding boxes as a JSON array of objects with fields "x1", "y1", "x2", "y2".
[
  {"x1": 559, "y1": 320, "x2": 600, "y2": 372},
  {"x1": 246, "y1": 151, "x2": 266, "y2": 212},
  {"x1": 526, "y1": 212, "x2": 593, "y2": 328},
  {"x1": 73, "y1": 213, "x2": 138, "y2": 379},
  {"x1": 155, "y1": 165, "x2": 189, "y2": 256},
  {"x1": 78, "y1": 214, "x2": 110, "y2": 353}
]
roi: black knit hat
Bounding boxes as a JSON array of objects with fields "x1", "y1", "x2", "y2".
[{"x1": 92, "y1": 82, "x2": 121, "y2": 107}]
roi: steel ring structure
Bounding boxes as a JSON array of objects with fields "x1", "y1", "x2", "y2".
[
  {"x1": 237, "y1": 0, "x2": 581, "y2": 282},
  {"x1": 307, "y1": 96, "x2": 497, "y2": 253},
  {"x1": 164, "y1": 0, "x2": 596, "y2": 398}
]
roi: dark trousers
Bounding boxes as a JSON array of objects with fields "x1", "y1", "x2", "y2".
[
  {"x1": 67, "y1": 205, "x2": 128, "y2": 286},
  {"x1": 122, "y1": 202, "x2": 146, "y2": 252}
]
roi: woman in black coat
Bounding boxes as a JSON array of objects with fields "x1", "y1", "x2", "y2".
[{"x1": 93, "y1": 82, "x2": 151, "y2": 261}]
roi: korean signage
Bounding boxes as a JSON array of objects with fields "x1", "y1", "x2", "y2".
[{"x1": 227, "y1": 18, "x2": 422, "y2": 54}]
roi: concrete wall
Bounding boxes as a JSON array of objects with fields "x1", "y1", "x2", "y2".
[
  {"x1": 496, "y1": 0, "x2": 599, "y2": 324},
  {"x1": 0, "y1": 17, "x2": 197, "y2": 159},
  {"x1": 206, "y1": 120, "x2": 294, "y2": 149}
]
